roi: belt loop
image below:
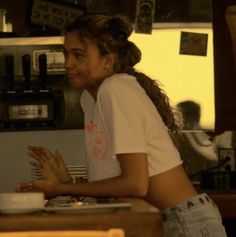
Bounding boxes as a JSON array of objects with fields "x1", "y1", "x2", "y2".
[
  {"x1": 199, "y1": 197, "x2": 205, "y2": 204},
  {"x1": 187, "y1": 201, "x2": 194, "y2": 209},
  {"x1": 205, "y1": 195, "x2": 210, "y2": 202}
]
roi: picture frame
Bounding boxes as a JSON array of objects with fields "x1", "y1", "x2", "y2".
[{"x1": 30, "y1": 0, "x2": 85, "y2": 31}]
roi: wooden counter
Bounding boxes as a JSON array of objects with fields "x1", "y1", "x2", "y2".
[{"x1": 0, "y1": 198, "x2": 162, "y2": 237}]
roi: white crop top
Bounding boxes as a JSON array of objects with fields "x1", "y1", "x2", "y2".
[{"x1": 80, "y1": 73, "x2": 182, "y2": 181}]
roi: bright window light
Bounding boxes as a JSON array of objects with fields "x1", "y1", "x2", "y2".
[{"x1": 130, "y1": 27, "x2": 214, "y2": 130}]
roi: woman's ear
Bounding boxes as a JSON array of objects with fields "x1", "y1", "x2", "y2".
[{"x1": 103, "y1": 53, "x2": 117, "y2": 71}]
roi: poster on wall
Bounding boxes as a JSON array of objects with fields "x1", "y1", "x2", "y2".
[
  {"x1": 30, "y1": 0, "x2": 85, "y2": 30},
  {"x1": 154, "y1": 0, "x2": 211, "y2": 22},
  {"x1": 179, "y1": 31, "x2": 208, "y2": 56},
  {"x1": 135, "y1": 0, "x2": 155, "y2": 34}
]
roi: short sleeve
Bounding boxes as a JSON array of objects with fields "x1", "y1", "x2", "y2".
[{"x1": 97, "y1": 82, "x2": 148, "y2": 155}]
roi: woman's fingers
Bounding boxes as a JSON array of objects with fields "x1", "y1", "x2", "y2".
[
  {"x1": 16, "y1": 180, "x2": 58, "y2": 199},
  {"x1": 27, "y1": 146, "x2": 72, "y2": 183},
  {"x1": 55, "y1": 149, "x2": 66, "y2": 166},
  {"x1": 27, "y1": 146, "x2": 54, "y2": 163},
  {"x1": 30, "y1": 161, "x2": 42, "y2": 170},
  {"x1": 15, "y1": 181, "x2": 39, "y2": 192},
  {"x1": 54, "y1": 149, "x2": 72, "y2": 183}
]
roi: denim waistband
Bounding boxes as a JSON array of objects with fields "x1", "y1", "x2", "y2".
[
  {"x1": 161, "y1": 193, "x2": 226, "y2": 236},
  {"x1": 162, "y1": 193, "x2": 213, "y2": 220}
]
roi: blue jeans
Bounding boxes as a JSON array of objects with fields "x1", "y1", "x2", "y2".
[{"x1": 162, "y1": 193, "x2": 227, "y2": 237}]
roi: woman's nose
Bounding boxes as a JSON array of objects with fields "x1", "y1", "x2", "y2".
[{"x1": 64, "y1": 56, "x2": 75, "y2": 69}]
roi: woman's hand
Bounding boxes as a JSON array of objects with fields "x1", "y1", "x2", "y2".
[
  {"x1": 27, "y1": 146, "x2": 73, "y2": 184},
  {"x1": 15, "y1": 180, "x2": 60, "y2": 199}
]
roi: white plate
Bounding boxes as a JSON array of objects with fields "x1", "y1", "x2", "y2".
[
  {"x1": 0, "y1": 207, "x2": 43, "y2": 215},
  {"x1": 44, "y1": 202, "x2": 132, "y2": 214}
]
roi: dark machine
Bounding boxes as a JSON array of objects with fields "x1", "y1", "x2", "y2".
[{"x1": 0, "y1": 36, "x2": 83, "y2": 131}]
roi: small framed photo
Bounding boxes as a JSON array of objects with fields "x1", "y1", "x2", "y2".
[
  {"x1": 30, "y1": 0, "x2": 85, "y2": 30},
  {"x1": 179, "y1": 31, "x2": 208, "y2": 56},
  {"x1": 135, "y1": 0, "x2": 155, "y2": 34}
]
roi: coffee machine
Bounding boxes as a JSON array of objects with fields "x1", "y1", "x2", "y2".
[{"x1": 0, "y1": 36, "x2": 83, "y2": 131}]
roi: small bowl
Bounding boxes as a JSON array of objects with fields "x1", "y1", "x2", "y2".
[{"x1": 0, "y1": 192, "x2": 45, "y2": 214}]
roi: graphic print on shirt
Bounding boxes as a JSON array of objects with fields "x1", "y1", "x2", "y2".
[{"x1": 85, "y1": 122, "x2": 111, "y2": 160}]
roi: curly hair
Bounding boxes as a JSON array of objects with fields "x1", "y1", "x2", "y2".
[{"x1": 65, "y1": 13, "x2": 181, "y2": 145}]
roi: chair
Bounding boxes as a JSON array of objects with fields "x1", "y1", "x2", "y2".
[{"x1": 0, "y1": 229, "x2": 125, "y2": 237}]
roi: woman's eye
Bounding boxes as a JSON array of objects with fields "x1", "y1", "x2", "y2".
[
  {"x1": 63, "y1": 51, "x2": 68, "y2": 57},
  {"x1": 62, "y1": 51, "x2": 84, "y2": 60},
  {"x1": 75, "y1": 53, "x2": 84, "y2": 59}
]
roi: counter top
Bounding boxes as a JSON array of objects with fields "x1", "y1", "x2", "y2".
[{"x1": 0, "y1": 198, "x2": 162, "y2": 237}]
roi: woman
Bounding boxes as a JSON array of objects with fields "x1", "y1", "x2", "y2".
[{"x1": 16, "y1": 14, "x2": 227, "y2": 236}]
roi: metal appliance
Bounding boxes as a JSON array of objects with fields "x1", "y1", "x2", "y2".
[{"x1": 0, "y1": 36, "x2": 83, "y2": 131}]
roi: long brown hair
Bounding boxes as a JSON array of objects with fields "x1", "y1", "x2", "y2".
[{"x1": 65, "y1": 13, "x2": 181, "y2": 145}]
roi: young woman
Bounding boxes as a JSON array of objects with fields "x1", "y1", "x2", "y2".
[{"x1": 16, "y1": 14, "x2": 227, "y2": 236}]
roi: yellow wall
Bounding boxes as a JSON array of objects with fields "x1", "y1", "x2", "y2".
[{"x1": 130, "y1": 27, "x2": 214, "y2": 130}]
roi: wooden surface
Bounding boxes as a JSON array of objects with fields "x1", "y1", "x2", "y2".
[{"x1": 0, "y1": 198, "x2": 162, "y2": 237}]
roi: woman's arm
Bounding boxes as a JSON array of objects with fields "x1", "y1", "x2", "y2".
[
  {"x1": 58, "y1": 153, "x2": 149, "y2": 198},
  {"x1": 16, "y1": 153, "x2": 149, "y2": 199}
]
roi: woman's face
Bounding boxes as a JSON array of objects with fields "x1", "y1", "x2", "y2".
[{"x1": 63, "y1": 31, "x2": 114, "y2": 97}]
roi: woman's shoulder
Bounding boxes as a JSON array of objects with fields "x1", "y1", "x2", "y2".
[
  {"x1": 98, "y1": 73, "x2": 146, "y2": 102},
  {"x1": 99, "y1": 73, "x2": 140, "y2": 95},
  {"x1": 102, "y1": 73, "x2": 135, "y2": 88}
]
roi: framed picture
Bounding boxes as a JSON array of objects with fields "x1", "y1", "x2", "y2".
[
  {"x1": 30, "y1": 0, "x2": 85, "y2": 30},
  {"x1": 135, "y1": 0, "x2": 155, "y2": 34},
  {"x1": 179, "y1": 31, "x2": 208, "y2": 56}
]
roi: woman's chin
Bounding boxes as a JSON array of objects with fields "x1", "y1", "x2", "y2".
[{"x1": 68, "y1": 79, "x2": 84, "y2": 88}]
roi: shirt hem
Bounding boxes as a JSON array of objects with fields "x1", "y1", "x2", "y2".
[{"x1": 149, "y1": 160, "x2": 183, "y2": 177}]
